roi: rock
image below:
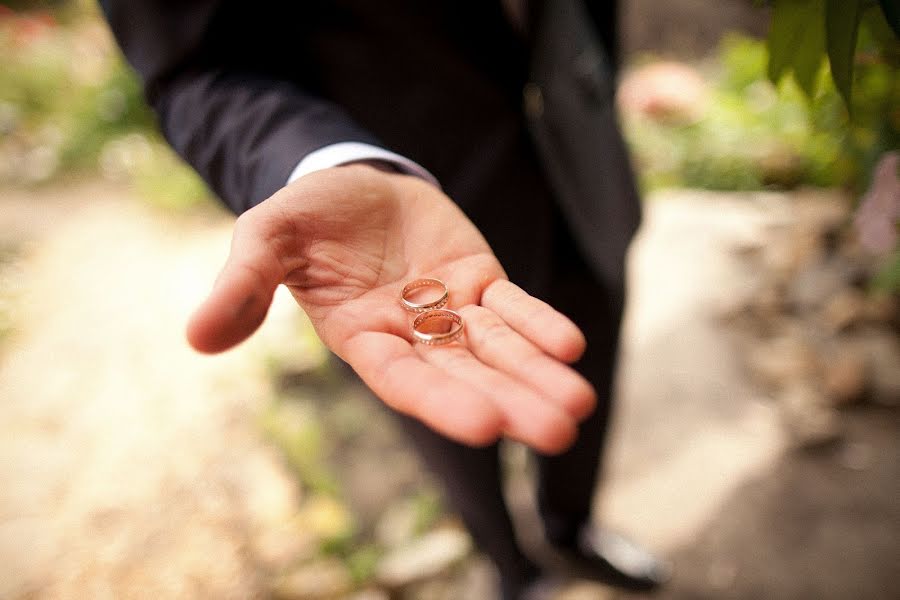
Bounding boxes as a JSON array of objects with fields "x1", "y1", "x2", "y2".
[
  {"x1": 751, "y1": 281, "x2": 788, "y2": 324},
  {"x1": 342, "y1": 448, "x2": 424, "y2": 531},
  {"x1": 822, "y1": 348, "x2": 868, "y2": 407},
  {"x1": 251, "y1": 521, "x2": 318, "y2": 572},
  {"x1": 403, "y1": 578, "x2": 454, "y2": 600},
  {"x1": 375, "y1": 501, "x2": 420, "y2": 549},
  {"x1": 761, "y1": 235, "x2": 799, "y2": 281},
  {"x1": 273, "y1": 559, "x2": 353, "y2": 600},
  {"x1": 821, "y1": 289, "x2": 867, "y2": 332},
  {"x1": 862, "y1": 292, "x2": 898, "y2": 325},
  {"x1": 763, "y1": 228, "x2": 824, "y2": 280},
  {"x1": 746, "y1": 334, "x2": 820, "y2": 390},
  {"x1": 849, "y1": 332, "x2": 900, "y2": 406},
  {"x1": 712, "y1": 293, "x2": 753, "y2": 326},
  {"x1": 453, "y1": 558, "x2": 500, "y2": 600},
  {"x1": 787, "y1": 261, "x2": 851, "y2": 311},
  {"x1": 792, "y1": 189, "x2": 853, "y2": 234},
  {"x1": 375, "y1": 527, "x2": 472, "y2": 588},
  {"x1": 557, "y1": 581, "x2": 617, "y2": 600},
  {"x1": 779, "y1": 384, "x2": 842, "y2": 449},
  {"x1": 714, "y1": 279, "x2": 788, "y2": 332},
  {"x1": 728, "y1": 231, "x2": 766, "y2": 258},
  {"x1": 853, "y1": 151, "x2": 900, "y2": 254},
  {"x1": 839, "y1": 442, "x2": 875, "y2": 471}
]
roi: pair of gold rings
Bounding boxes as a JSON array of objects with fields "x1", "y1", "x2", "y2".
[{"x1": 400, "y1": 278, "x2": 464, "y2": 346}]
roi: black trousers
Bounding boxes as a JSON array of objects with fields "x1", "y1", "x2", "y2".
[{"x1": 391, "y1": 207, "x2": 626, "y2": 590}]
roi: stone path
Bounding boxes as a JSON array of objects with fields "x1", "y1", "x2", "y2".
[{"x1": 0, "y1": 183, "x2": 896, "y2": 599}]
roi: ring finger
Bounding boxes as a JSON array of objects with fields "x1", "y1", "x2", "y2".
[
  {"x1": 416, "y1": 342, "x2": 578, "y2": 454},
  {"x1": 459, "y1": 304, "x2": 596, "y2": 420}
]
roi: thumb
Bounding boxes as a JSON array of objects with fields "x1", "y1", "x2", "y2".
[{"x1": 187, "y1": 210, "x2": 290, "y2": 353}]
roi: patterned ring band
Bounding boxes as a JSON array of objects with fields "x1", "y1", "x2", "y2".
[
  {"x1": 412, "y1": 309, "x2": 465, "y2": 346},
  {"x1": 400, "y1": 278, "x2": 449, "y2": 313}
]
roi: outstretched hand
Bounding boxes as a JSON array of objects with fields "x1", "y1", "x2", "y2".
[{"x1": 187, "y1": 164, "x2": 595, "y2": 454}]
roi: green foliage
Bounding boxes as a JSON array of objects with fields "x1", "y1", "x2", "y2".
[
  {"x1": 132, "y1": 141, "x2": 214, "y2": 211},
  {"x1": 318, "y1": 528, "x2": 357, "y2": 558},
  {"x1": 768, "y1": 0, "x2": 826, "y2": 98},
  {"x1": 825, "y1": 0, "x2": 864, "y2": 108},
  {"x1": 624, "y1": 35, "x2": 899, "y2": 193},
  {"x1": 259, "y1": 400, "x2": 341, "y2": 496},
  {"x1": 55, "y1": 59, "x2": 155, "y2": 170},
  {"x1": 0, "y1": 3, "x2": 212, "y2": 210},
  {"x1": 877, "y1": 0, "x2": 900, "y2": 35},
  {"x1": 411, "y1": 490, "x2": 444, "y2": 536},
  {"x1": 767, "y1": 0, "x2": 899, "y2": 109},
  {"x1": 345, "y1": 544, "x2": 383, "y2": 584},
  {"x1": 871, "y1": 249, "x2": 900, "y2": 292}
]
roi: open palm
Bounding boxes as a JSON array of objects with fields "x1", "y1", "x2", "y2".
[{"x1": 187, "y1": 165, "x2": 595, "y2": 454}]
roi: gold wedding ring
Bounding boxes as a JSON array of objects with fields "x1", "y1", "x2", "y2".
[
  {"x1": 412, "y1": 309, "x2": 465, "y2": 346},
  {"x1": 400, "y1": 278, "x2": 449, "y2": 313}
]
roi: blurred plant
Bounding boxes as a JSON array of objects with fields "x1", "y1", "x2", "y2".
[
  {"x1": 766, "y1": 0, "x2": 899, "y2": 110},
  {"x1": 299, "y1": 493, "x2": 357, "y2": 554},
  {"x1": 259, "y1": 399, "x2": 341, "y2": 496},
  {"x1": 621, "y1": 34, "x2": 899, "y2": 193},
  {"x1": 0, "y1": 2, "x2": 211, "y2": 209},
  {"x1": 765, "y1": 1, "x2": 899, "y2": 293},
  {"x1": 410, "y1": 489, "x2": 444, "y2": 536},
  {"x1": 870, "y1": 249, "x2": 900, "y2": 292},
  {"x1": 344, "y1": 543, "x2": 383, "y2": 584}
]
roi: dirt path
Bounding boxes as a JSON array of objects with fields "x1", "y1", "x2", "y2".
[
  {"x1": 0, "y1": 183, "x2": 311, "y2": 599},
  {"x1": 606, "y1": 191, "x2": 899, "y2": 600}
]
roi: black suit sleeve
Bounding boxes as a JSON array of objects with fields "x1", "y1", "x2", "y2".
[{"x1": 99, "y1": 0, "x2": 380, "y2": 214}]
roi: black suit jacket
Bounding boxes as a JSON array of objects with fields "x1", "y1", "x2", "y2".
[{"x1": 101, "y1": 0, "x2": 640, "y2": 291}]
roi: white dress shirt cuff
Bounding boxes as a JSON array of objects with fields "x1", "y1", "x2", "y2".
[{"x1": 286, "y1": 142, "x2": 441, "y2": 189}]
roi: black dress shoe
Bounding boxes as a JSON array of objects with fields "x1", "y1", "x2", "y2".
[{"x1": 550, "y1": 526, "x2": 672, "y2": 592}]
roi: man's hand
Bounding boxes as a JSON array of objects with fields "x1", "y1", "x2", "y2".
[{"x1": 187, "y1": 164, "x2": 595, "y2": 454}]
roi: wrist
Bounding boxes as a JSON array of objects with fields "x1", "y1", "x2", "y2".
[{"x1": 334, "y1": 161, "x2": 437, "y2": 195}]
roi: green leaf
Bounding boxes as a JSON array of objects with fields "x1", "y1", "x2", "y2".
[
  {"x1": 793, "y1": 14, "x2": 827, "y2": 97},
  {"x1": 863, "y1": 5, "x2": 900, "y2": 68},
  {"x1": 768, "y1": 0, "x2": 812, "y2": 82},
  {"x1": 767, "y1": 0, "x2": 827, "y2": 98},
  {"x1": 826, "y1": 0, "x2": 863, "y2": 109},
  {"x1": 877, "y1": 0, "x2": 900, "y2": 37}
]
